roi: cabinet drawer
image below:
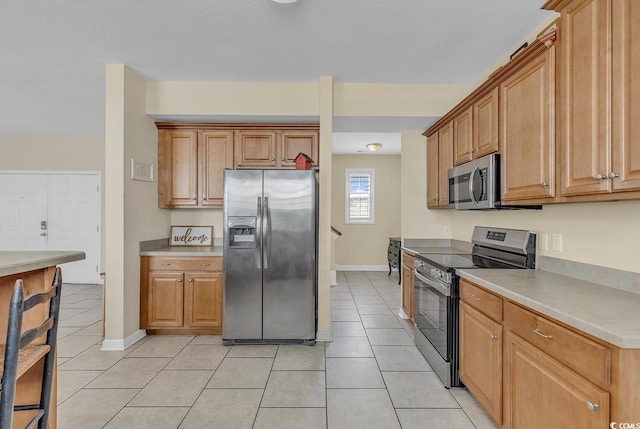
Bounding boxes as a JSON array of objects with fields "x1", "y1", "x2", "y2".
[
  {"x1": 505, "y1": 301, "x2": 610, "y2": 385},
  {"x1": 460, "y1": 279, "x2": 502, "y2": 321},
  {"x1": 148, "y1": 257, "x2": 222, "y2": 272}
]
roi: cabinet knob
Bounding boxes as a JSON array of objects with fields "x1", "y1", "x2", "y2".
[
  {"x1": 177, "y1": 279, "x2": 182, "y2": 283},
  {"x1": 585, "y1": 400, "x2": 599, "y2": 411},
  {"x1": 188, "y1": 278, "x2": 193, "y2": 282},
  {"x1": 201, "y1": 263, "x2": 211, "y2": 266},
  {"x1": 489, "y1": 334, "x2": 498, "y2": 340},
  {"x1": 470, "y1": 294, "x2": 481, "y2": 301},
  {"x1": 281, "y1": 157, "x2": 285, "y2": 162},
  {"x1": 192, "y1": 195, "x2": 197, "y2": 200},
  {"x1": 541, "y1": 181, "x2": 549, "y2": 187},
  {"x1": 608, "y1": 171, "x2": 619, "y2": 179},
  {"x1": 594, "y1": 174, "x2": 605, "y2": 180},
  {"x1": 271, "y1": 158, "x2": 275, "y2": 161}
]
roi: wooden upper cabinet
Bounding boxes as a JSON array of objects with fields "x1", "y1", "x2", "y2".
[
  {"x1": 501, "y1": 39, "x2": 556, "y2": 202},
  {"x1": 453, "y1": 107, "x2": 474, "y2": 166},
  {"x1": 280, "y1": 130, "x2": 319, "y2": 167},
  {"x1": 474, "y1": 88, "x2": 500, "y2": 158},
  {"x1": 426, "y1": 132, "x2": 440, "y2": 209},
  {"x1": 200, "y1": 131, "x2": 234, "y2": 207},
  {"x1": 551, "y1": 0, "x2": 640, "y2": 197},
  {"x1": 157, "y1": 123, "x2": 319, "y2": 208},
  {"x1": 557, "y1": 0, "x2": 611, "y2": 196},
  {"x1": 235, "y1": 129, "x2": 320, "y2": 169},
  {"x1": 438, "y1": 121, "x2": 454, "y2": 207},
  {"x1": 611, "y1": 0, "x2": 640, "y2": 192},
  {"x1": 426, "y1": 123, "x2": 453, "y2": 209},
  {"x1": 158, "y1": 129, "x2": 199, "y2": 207},
  {"x1": 234, "y1": 130, "x2": 278, "y2": 168}
]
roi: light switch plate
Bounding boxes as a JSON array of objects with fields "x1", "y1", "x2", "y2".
[
  {"x1": 551, "y1": 233, "x2": 563, "y2": 252},
  {"x1": 540, "y1": 233, "x2": 549, "y2": 251}
]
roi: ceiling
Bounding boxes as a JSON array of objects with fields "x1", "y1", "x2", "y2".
[{"x1": 0, "y1": 0, "x2": 554, "y2": 153}]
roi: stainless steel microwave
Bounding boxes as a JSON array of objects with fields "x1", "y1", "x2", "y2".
[{"x1": 447, "y1": 154, "x2": 500, "y2": 210}]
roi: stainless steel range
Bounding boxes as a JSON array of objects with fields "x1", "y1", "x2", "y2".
[{"x1": 413, "y1": 226, "x2": 536, "y2": 388}]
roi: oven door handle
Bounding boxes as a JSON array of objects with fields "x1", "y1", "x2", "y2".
[{"x1": 414, "y1": 271, "x2": 451, "y2": 297}]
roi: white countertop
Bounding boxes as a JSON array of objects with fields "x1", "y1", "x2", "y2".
[
  {"x1": 457, "y1": 268, "x2": 640, "y2": 349},
  {"x1": 0, "y1": 251, "x2": 86, "y2": 277},
  {"x1": 139, "y1": 246, "x2": 223, "y2": 257}
]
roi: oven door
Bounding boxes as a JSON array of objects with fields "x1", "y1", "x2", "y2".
[{"x1": 413, "y1": 270, "x2": 453, "y2": 361}]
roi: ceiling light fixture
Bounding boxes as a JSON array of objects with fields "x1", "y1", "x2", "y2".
[
  {"x1": 272, "y1": 0, "x2": 298, "y2": 3},
  {"x1": 366, "y1": 143, "x2": 383, "y2": 152}
]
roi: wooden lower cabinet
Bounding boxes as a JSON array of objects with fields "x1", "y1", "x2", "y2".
[
  {"x1": 400, "y1": 252, "x2": 415, "y2": 321},
  {"x1": 504, "y1": 331, "x2": 609, "y2": 429},
  {"x1": 141, "y1": 256, "x2": 223, "y2": 334},
  {"x1": 459, "y1": 301, "x2": 502, "y2": 425}
]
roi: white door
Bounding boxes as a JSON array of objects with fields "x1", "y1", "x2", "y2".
[
  {"x1": 47, "y1": 175, "x2": 100, "y2": 284},
  {"x1": 0, "y1": 172, "x2": 101, "y2": 284},
  {"x1": 0, "y1": 174, "x2": 48, "y2": 250}
]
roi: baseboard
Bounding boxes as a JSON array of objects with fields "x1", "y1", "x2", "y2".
[
  {"x1": 398, "y1": 308, "x2": 410, "y2": 320},
  {"x1": 336, "y1": 265, "x2": 397, "y2": 271},
  {"x1": 316, "y1": 330, "x2": 332, "y2": 342},
  {"x1": 330, "y1": 270, "x2": 337, "y2": 286},
  {"x1": 101, "y1": 329, "x2": 147, "y2": 351}
]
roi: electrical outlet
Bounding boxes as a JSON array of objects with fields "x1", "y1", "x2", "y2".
[
  {"x1": 540, "y1": 233, "x2": 549, "y2": 251},
  {"x1": 443, "y1": 226, "x2": 451, "y2": 236},
  {"x1": 551, "y1": 233, "x2": 563, "y2": 252}
]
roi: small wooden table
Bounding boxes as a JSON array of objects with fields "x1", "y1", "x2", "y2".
[{"x1": 0, "y1": 251, "x2": 85, "y2": 429}]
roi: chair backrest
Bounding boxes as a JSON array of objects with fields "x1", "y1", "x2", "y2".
[{"x1": 0, "y1": 267, "x2": 63, "y2": 429}]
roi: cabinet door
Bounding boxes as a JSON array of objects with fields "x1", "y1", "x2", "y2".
[
  {"x1": 453, "y1": 107, "x2": 473, "y2": 166},
  {"x1": 234, "y1": 130, "x2": 278, "y2": 168},
  {"x1": 158, "y1": 130, "x2": 199, "y2": 207},
  {"x1": 438, "y1": 121, "x2": 454, "y2": 208},
  {"x1": 200, "y1": 131, "x2": 233, "y2": 207},
  {"x1": 426, "y1": 132, "x2": 440, "y2": 209},
  {"x1": 401, "y1": 263, "x2": 414, "y2": 321},
  {"x1": 611, "y1": 0, "x2": 640, "y2": 192},
  {"x1": 147, "y1": 272, "x2": 184, "y2": 328},
  {"x1": 184, "y1": 272, "x2": 223, "y2": 328},
  {"x1": 501, "y1": 45, "x2": 555, "y2": 201},
  {"x1": 459, "y1": 302, "x2": 502, "y2": 425},
  {"x1": 559, "y1": 0, "x2": 611, "y2": 196},
  {"x1": 474, "y1": 88, "x2": 499, "y2": 158},
  {"x1": 280, "y1": 130, "x2": 319, "y2": 168},
  {"x1": 504, "y1": 332, "x2": 609, "y2": 429}
]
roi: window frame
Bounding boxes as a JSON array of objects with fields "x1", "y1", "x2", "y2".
[{"x1": 345, "y1": 168, "x2": 375, "y2": 224}]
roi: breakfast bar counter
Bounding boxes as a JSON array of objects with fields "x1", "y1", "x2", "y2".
[{"x1": 0, "y1": 250, "x2": 85, "y2": 428}]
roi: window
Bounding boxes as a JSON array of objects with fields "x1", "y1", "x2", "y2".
[{"x1": 345, "y1": 168, "x2": 374, "y2": 224}]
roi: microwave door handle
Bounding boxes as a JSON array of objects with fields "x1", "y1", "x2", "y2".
[{"x1": 469, "y1": 166, "x2": 480, "y2": 208}]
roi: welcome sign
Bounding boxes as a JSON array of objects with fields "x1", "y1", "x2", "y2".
[{"x1": 170, "y1": 226, "x2": 213, "y2": 247}]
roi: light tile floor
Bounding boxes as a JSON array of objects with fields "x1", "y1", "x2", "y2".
[{"x1": 56, "y1": 271, "x2": 499, "y2": 429}]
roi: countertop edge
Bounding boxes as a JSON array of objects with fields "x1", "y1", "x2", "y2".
[
  {"x1": 0, "y1": 251, "x2": 86, "y2": 278},
  {"x1": 457, "y1": 269, "x2": 640, "y2": 349}
]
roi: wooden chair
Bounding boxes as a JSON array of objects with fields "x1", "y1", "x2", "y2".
[{"x1": 0, "y1": 267, "x2": 62, "y2": 429}]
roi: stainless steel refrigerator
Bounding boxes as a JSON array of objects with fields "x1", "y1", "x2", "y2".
[{"x1": 222, "y1": 169, "x2": 317, "y2": 345}]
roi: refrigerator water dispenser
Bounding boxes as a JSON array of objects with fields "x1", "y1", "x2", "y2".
[{"x1": 228, "y1": 216, "x2": 257, "y2": 247}]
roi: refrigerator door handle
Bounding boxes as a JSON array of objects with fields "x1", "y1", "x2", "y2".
[
  {"x1": 256, "y1": 196, "x2": 262, "y2": 269},
  {"x1": 263, "y1": 196, "x2": 270, "y2": 269}
]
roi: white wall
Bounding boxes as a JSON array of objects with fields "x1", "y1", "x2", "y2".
[
  {"x1": 450, "y1": 200, "x2": 640, "y2": 273},
  {"x1": 332, "y1": 155, "x2": 401, "y2": 267},
  {"x1": 104, "y1": 64, "x2": 171, "y2": 347}
]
